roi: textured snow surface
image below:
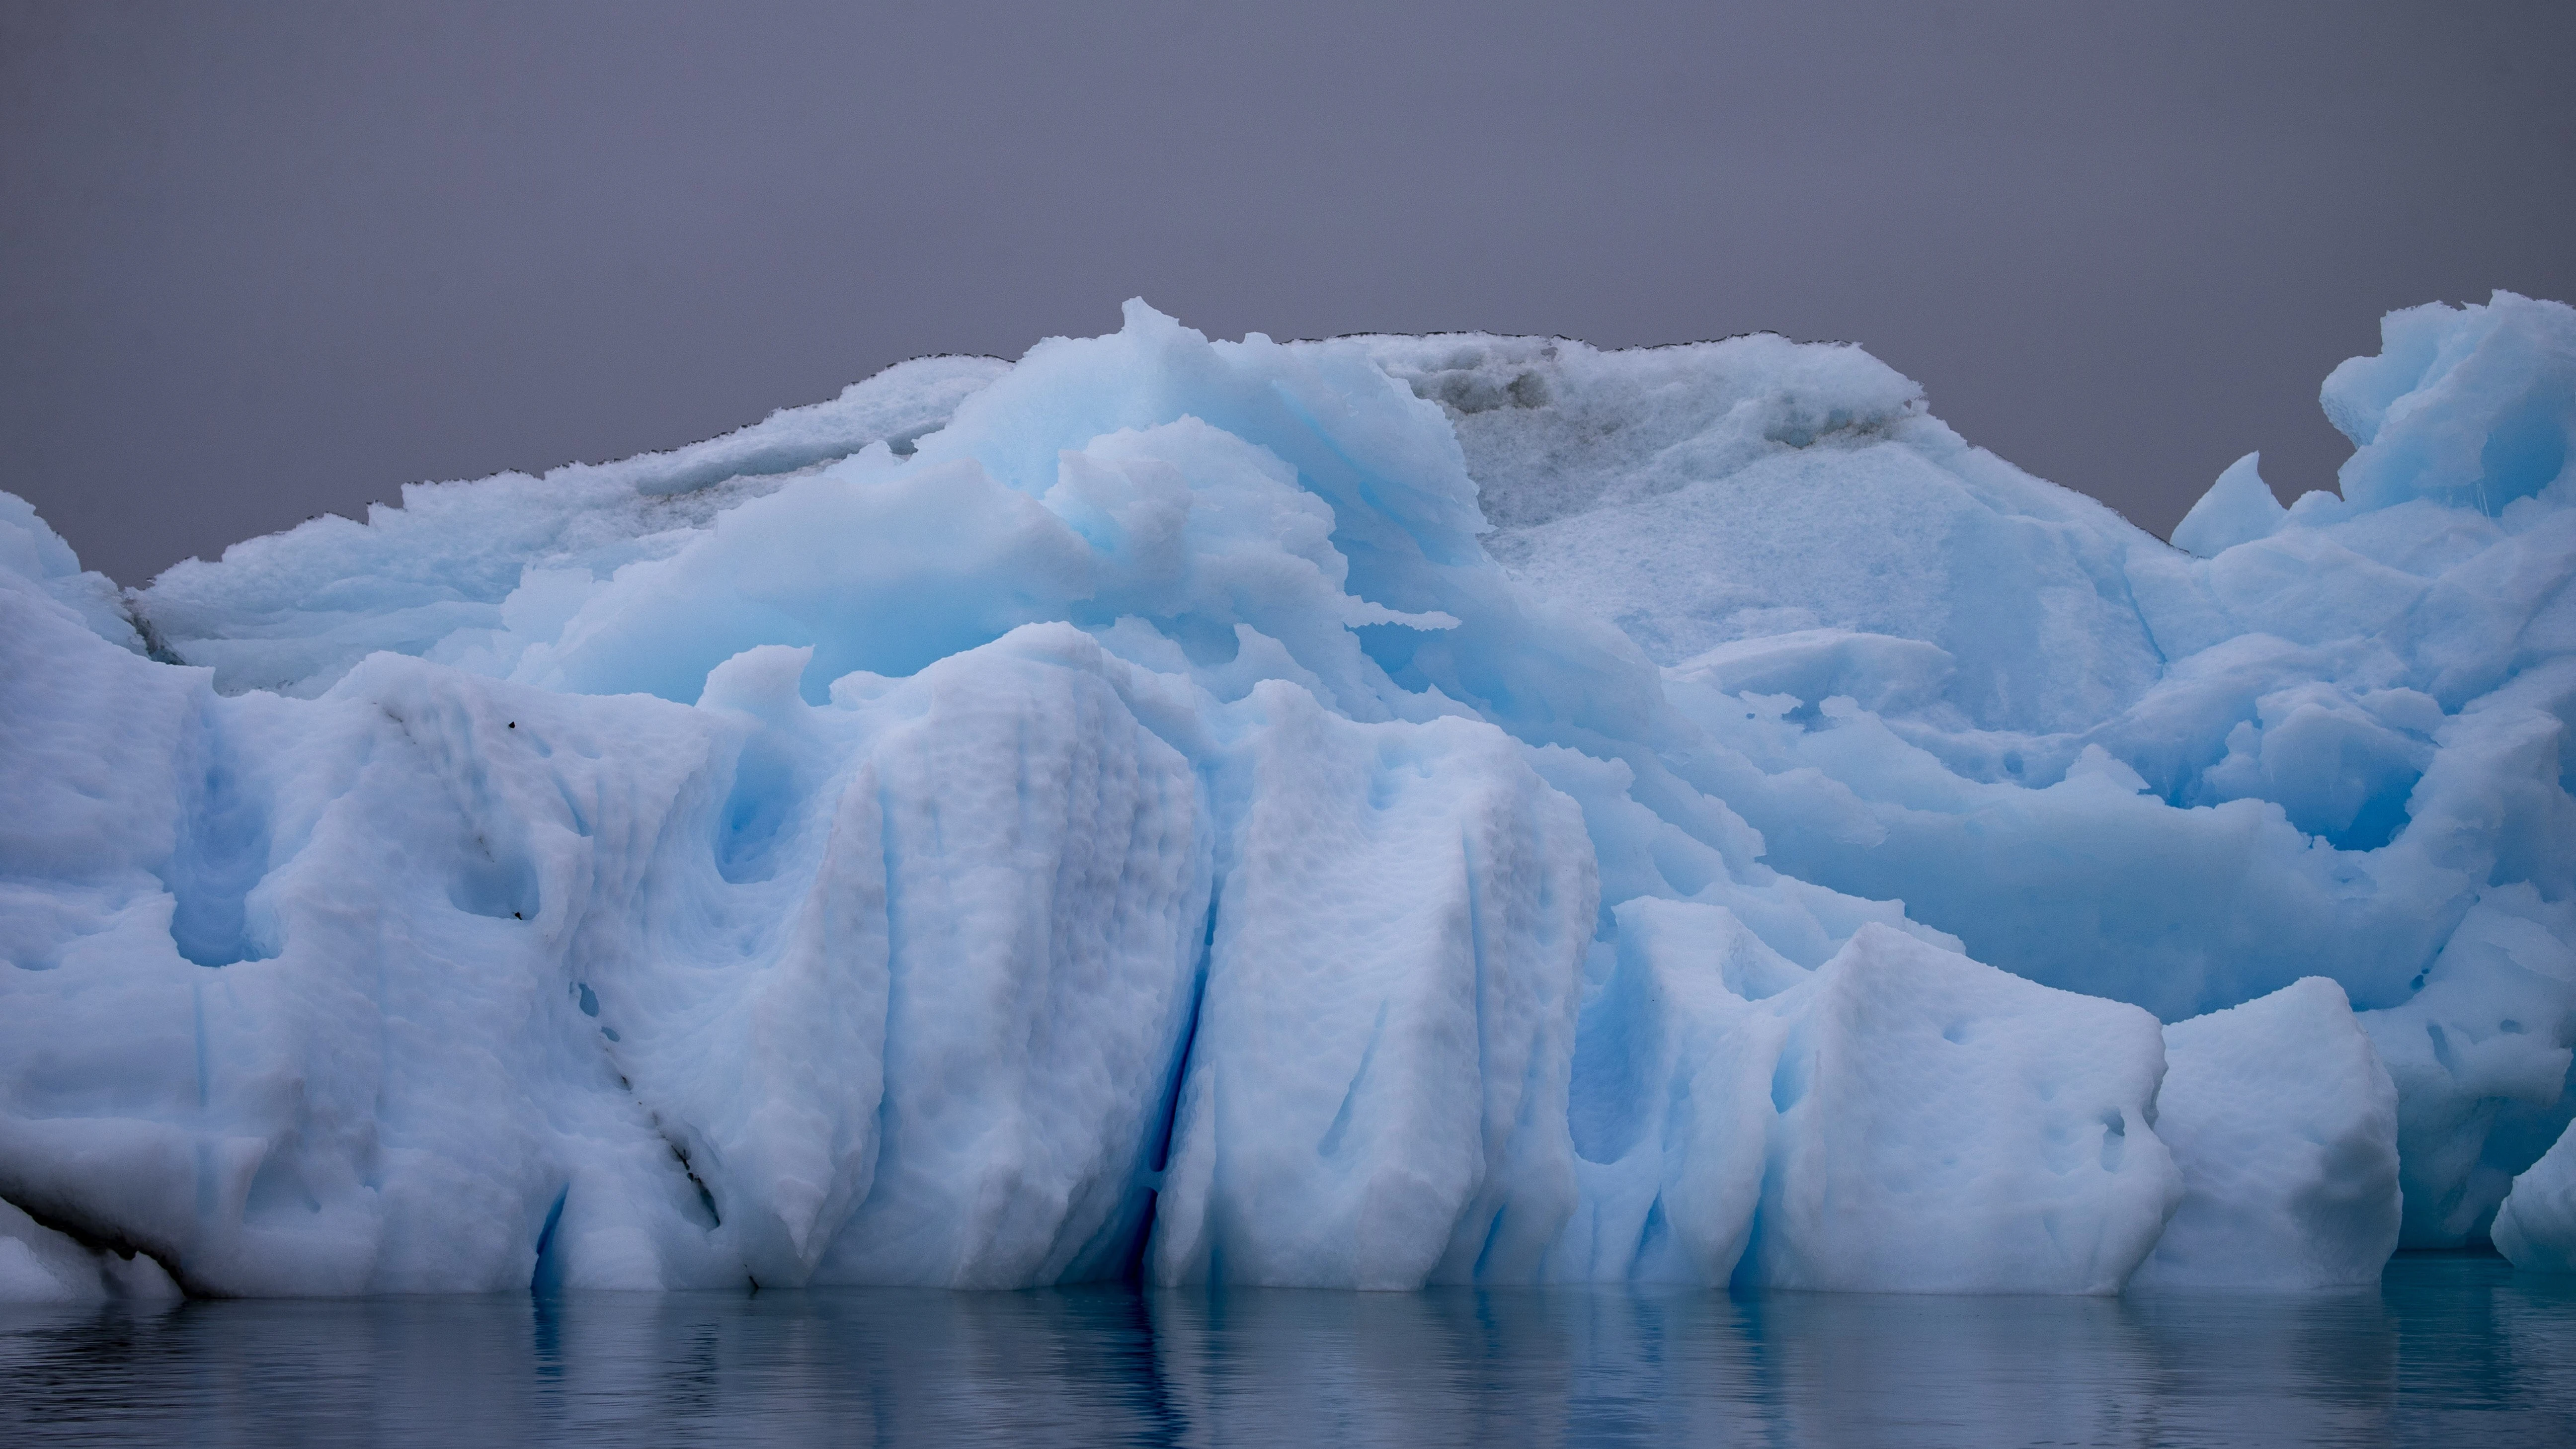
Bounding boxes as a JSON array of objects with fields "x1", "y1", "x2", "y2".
[
  {"x1": 2130, "y1": 977, "x2": 2401, "y2": 1290},
  {"x1": 3, "y1": 292, "x2": 2573, "y2": 1299}
]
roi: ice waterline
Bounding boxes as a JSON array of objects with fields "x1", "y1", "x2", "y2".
[{"x1": 1, "y1": 294, "x2": 2571, "y2": 1301}]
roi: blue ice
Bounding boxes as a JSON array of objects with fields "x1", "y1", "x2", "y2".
[{"x1": 3, "y1": 293, "x2": 2573, "y2": 1299}]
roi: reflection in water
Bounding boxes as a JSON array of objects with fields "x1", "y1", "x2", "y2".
[{"x1": 3, "y1": 1256, "x2": 2573, "y2": 1447}]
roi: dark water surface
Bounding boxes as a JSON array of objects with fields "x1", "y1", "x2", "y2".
[{"x1": 5, "y1": 1255, "x2": 2573, "y2": 1447}]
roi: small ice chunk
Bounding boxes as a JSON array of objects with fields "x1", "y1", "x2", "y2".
[
  {"x1": 2494, "y1": 1120, "x2": 2576, "y2": 1274},
  {"x1": 1739, "y1": 925, "x2": 2181, "y2": 1295},
  {"x1": 2170, "y1": 453, "x2": 2287, "y2": 559},
  {"x1": 2132, "y1": 978, "x2": 2401, "y2": 1290},
  {"x1": 1146, "y1": 682, "x2": 1596, "y2": 1289},
  {"x1": 0, "y1": 1198, "x2": 180, "y2": 1303}
]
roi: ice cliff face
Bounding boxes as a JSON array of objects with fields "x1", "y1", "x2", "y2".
[{"x1": 3, "y1": 293, "x2": 2573, "y2": 1299}]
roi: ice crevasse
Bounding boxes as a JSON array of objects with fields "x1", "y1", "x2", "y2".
[{"x1": 2, "y1": 292, "x2": 2573, "y2": 1301}]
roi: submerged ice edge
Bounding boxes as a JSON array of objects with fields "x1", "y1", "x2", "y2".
[{"x1": 0, "y1": 292, "x2": 2571, "y2": 1302}]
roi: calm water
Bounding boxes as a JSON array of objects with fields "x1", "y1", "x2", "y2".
[{"x1": 4, "y1": 1255, "x2": 2573, "y2": 1447}]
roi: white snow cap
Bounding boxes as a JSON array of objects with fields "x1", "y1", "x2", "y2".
[{"x1": 3, "y1": 291, "x2": 2574, "y2": 1294}]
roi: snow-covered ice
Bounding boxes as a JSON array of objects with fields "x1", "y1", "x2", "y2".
[
  {"x1": 2, "y1": 291, "x2": 2572, "y2": 1298},
  {"x1": 2130, "y1": 977, "x2": 2401, "y2": 1290}
]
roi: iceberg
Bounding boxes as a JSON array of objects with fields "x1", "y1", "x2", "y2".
[{"x1": 1, "y1": 291, "x2": 2571, "y2": 1299}]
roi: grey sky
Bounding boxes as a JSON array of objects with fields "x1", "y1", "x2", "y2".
[{"x1": 4, "y1": 0, "x2": 2570, "y2": 585}]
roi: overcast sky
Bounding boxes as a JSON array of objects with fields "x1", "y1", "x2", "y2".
[{"x1": 4, "y1": 0, "x2": 2571, "y2": 584}]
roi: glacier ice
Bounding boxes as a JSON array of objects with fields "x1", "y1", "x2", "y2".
[
  {"x1": 1734, "y1": 924, "x2": 2180, "y2": 1296},
  {"x1": 2130, "y1": 977, "x2": 2401, "y2": 1290},
  {"x1": 2169, "y1": 452, "x2": 2288, "y2": 560},
  {"x1": 2496, "y1": 1118, "x2": 2576, "y2": 1274},
  {"x1": 1145, "y1": 682, "x2": 1593, "y2": 1289},
  {"x1": 0, "y1": 1196, "x2": 179, "y2": 1305},
  {"x1": 2, "y1": 291, "x2": 2573, "y2": 1299}
]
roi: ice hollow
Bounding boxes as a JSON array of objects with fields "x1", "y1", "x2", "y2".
[{"x1": 3, "y1": 292, "x2": 2574, "y2": 1298}]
